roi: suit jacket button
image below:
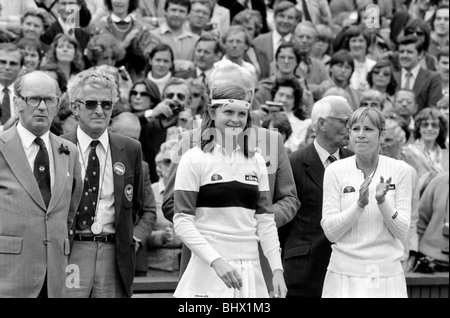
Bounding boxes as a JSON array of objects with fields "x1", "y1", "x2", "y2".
[{"x1": 69, "y1": 230, "x2": 73, "y2": 235}]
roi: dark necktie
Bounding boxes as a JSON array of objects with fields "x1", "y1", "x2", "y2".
[
  {"x1": 328, "y1": 154, "x2": 337, "y2": 166},
  {"x1": 302, "y1": 0, "x2": 312, "y2": 22},
  {"x1": 1, "y1": 87, "x2": 10, "y2": 125},
  {"x1": 77, "y1": 140, "x2": 100, "y2": 230},
  {"x1": 34, "y1": 137, "x2": 51, "y2": 208},
  {"x1": 404, "y1": 71, "x2": 412, "y2": 90},
  {"x1": 199, "y1": 72, "x2": 209, "y2": 92}
]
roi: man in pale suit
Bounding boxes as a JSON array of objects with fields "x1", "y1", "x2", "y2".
[
  {"x1": 252, "y1": 1, "x2": 301, "y2": 64},
  {"x1": 0, "y1": 71, "x2": 83, "y2": 298}
]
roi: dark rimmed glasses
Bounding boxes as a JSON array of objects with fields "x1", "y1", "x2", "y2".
[
  {"x1": 165, "y1": 92, "x2": 186, "y2": 101},
  {"x1": 76, "y1": 100, "x2": 113, "y2": 110},
  {"x1": 16, "y1": 94, "x2": 60, "y2": 107}
]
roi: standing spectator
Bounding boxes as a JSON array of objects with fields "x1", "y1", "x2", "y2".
[
  {"x1": 282, "y1": 95, "x2": 354, "y2": 298},
  {"x1": 16, "y1": 38, "x2": 45, "y2": 71},
  {"x1": 172, "y1": 60, "x2": 287, "y2": 298},
  {"x1": 415, "y1": 171, "x2": 449, "y2": 272},
  {"x1": 0, "y1": 70, "x2": 82, "y2": 297},
  {"x1": 185, "y1": 0, "x2": 216, "y2": 37},
  {"x1": 232, "y1": 9, "x2": 270, "y2": 80},
  {"x1": 252, "y1": 1, "x2": 300, "y2": 63},
  {"x1": 108, "y1": 111, "x2": 157, "y2": 278},
  {"x1": 0, "y1": 43, "x2": 23, "y2": 131},
  {"x1": 207, "y1": 0, "x2": 230, "y2": 38},
  {"x1": 40, "y1": 0, "x2": 91, "y2": 52},
  {"x1": 150, "y1": 0, "x2": 200, "y2": 68},
  {"x1": 16, "y1": 7, "x2": 50, "y2": 48},
  {"x1": 294, "y1": 0, "x2": 332, "y2": 26},
  {"x1": 62, "y1": 69, "x2": 144, "y2": 298},
  {"x1": 321, "y1": 106, "x2": 412, "y2": 298},
  {"x1": 428, "y1": 4, "x2": 449, "y2": 58},
  {"x1": 43, "y1": 33, "x2": 84, "y2": 81}
]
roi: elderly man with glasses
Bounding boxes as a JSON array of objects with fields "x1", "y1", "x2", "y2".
[
  {"x1": 61, "y1": 69, "x2": 144, "y2": 298},
  {"x1": 0, "y1": 70, "x2": 83, "y2": 297}
]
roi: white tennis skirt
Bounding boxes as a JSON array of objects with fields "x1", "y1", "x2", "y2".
[
  {"x1": 321, "y1": 270, "x2": 408, "y2": 298},
  {"x1": 173, "y1": 254, "x2": 269, "y2": 298}
]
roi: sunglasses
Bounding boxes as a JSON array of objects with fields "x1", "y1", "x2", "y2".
[
  {"x1": 420, "y1": 121, "x2": 439, "y2": 129},
  {"x1": 165, "y1": 92, "x2": 186, "y2": 101},
  {"x1": 76, "y1": 100, "x2": 113, "y2": 110},
  {"x1": 405, "y1": 29, "x2": 425, "y2": 36},
  {"x1": 373, "y1": 70, "x2": 391, "y2": 77},
  {"x1": 130, "y1": 90, "x2": 150, "y2": 98},
  {"x1": 192, "y1": 92, "x2": 201, "y2": 98}
]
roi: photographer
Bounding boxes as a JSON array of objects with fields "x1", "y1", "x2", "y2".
[{"x1": 140, "y1": 77, "x2": 191, "y2": 183}]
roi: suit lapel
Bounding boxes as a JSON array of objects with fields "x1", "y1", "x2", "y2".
[
  {"x1": 47, "y1": 134, "x2": 69, "y2": 213},
  {"x1": 304, "y1": 144, "x2": 325, "y2": 190},
  {"x1": 109, "y1": 133, "x2": 125, "y2": 224},
  {"x1": 413, "y1": 68, "x2": 427, "y2": 93},
  {"x1": 0, "y1": 126, "x2": 46, "y2": 211}
]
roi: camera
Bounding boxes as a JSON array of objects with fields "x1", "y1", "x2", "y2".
[
  {"x1": 261, "y1": 101, "x2": 285, "y2": 115},
  {"x1": 167, "y1": 100, "x2": 185, "y2": 116}
]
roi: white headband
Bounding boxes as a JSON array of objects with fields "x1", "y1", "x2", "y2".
[{"x1": 211, "y1": 99, "x2": 250, "y2": 109}]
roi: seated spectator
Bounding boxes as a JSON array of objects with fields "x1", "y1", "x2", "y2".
[
  {"x1": 270, "y1": 77, "x2": 311, "y2": 153},
  {"x1": 185, "y1": 0, "x2": 218, "y2": 37},
  {"x1": 311, "y1": 24, "x2": 334, "y2": 65},
  {"x1": 232, "y1": 9, "x2": 270, "y2": 80},
  {"x1": 17, "y1": 7, "x2": 50, "y2": 48},
  {"x1": 50, "y1": 104, "x2": 78, "y2": 135},
  {"x1": 85, "y1": 33, "x2": 126, "y2": 67},
  {"x1": 415, "y1": 171, "x2": 449, "y2": 273},
  {"x1": 367, "y1": 59, "x2": 397, "y2": 112},
  {"x1": 40, "y1": 0, "x2": 91, "y2": 53},
  {"x1": 359, "y1": 89, "x2": 386, "y2": 111},
  {"x1": 390, "y1": 89, "x2": 418, "y2": 143},
  {"x1": 261, "y1": 111, "x2": 293, "y2": 153},
  {"x1": 129, "y1": 77, "x2": 161, "y2": 123},
  {"x1": 428, "y1": 4, "x2": 449, "y2": 58},
  {"x1": 436, "y1": 46, "x2": 449, "y2": 97},
  {"x1": 316, "y1": 49, "x2": 360, "y2": 110},
  {"x1": 403, "y1": 107, "x2": 449, "y2": 196},
  {"x1": 16, "y1": 37, "x2": 45, "y2": 70},
  {"x1": 42, "y1": 33, "x2": 84, "y2": 81},
  {"x1": 145, "y1": 43, "x2": 175, "y2": 97},
  {"x1": 219, "y1": 0, "x2": 269, "y2": 34},
  {"x1": 185, "y1": 77, "x2": 208, "y2": 129},
  {"x1": 340, "y1": 25, "x2": 376, "y2": 93},
  {"x1": 148, "y1": 139, "x2": 182, "y2": 272}
]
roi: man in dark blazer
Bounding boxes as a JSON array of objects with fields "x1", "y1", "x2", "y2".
[
  {"x1": 394, "y1": 35, "x2": 442, "y2": 113},
  {"x1": 0, "y1": 71, "x2": 82, "y2": 298},
  {"x1": 281, "y1": 95, "x2": 354, "y2": 298},
  {"x1": 162, "y1": 60, "x2": 300, "y2": 294},
  {"x1": 219, "y1": 0, "x2": 269, "y2": 34},
  {"x1": 62, "y1": 69, "x2": 143, "y2": 298}
]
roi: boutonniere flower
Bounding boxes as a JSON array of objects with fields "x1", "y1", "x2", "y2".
[{"x1": 59, "y1": 143, "x2": 70, "y2": 155}]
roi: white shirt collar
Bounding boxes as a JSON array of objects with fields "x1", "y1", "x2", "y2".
[
  {"x1": 110, "y1": 13, "x2": 133, "y2": 23},
  {"x1": 402, "y1": 62, "x2": 421, "y2": 79},
  {"x1": 196, "y1": 67, "x2": 213, "y2": 78},
  {"x1": 17, "y1": 121, "x2": 51, "y2": 150},
  {"x1": 0, "y1": 83, "x2": 15, "y2": 92},
  {"x1": 76, "y1": 127, "x2": 109, "y2": 154},
  {"x1": 273, "y1": 29, "x2": 292, "y2": 45},
  {"x1": 314, "y1": 139, "x2": 340, "y2": 167}
]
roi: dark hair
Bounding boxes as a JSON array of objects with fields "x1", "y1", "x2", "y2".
[
  {"x1": 271, "y1": 77, "x2": 305, "y2": 120},
  {"x1": 429, "y1": 4, "x2": 450, "y2": 32},
  {"x1": 231, "y1": 9, "x2": 264, "y2": 38},
  {"x1": 15, "y1": 37, "x2": 45, "y2": 62},
  {"x1": 0, "y1": 42, "x2": 23, "y2": 67},
  {"x1": 275, "y1": 41, "x2": 301, "y2": 67},
  {"x1": 146, "y1": 43, "x2": 175, "y2": 76},
  {"x1": 46, "y1": 33, "x2": 85, "y2": 74},
  {"x1": 328, "y1": 49, "x2": 355, "y2": 82},
  {"x1": 130, "y1": 78, "x2": 161, "y2": 110},
  {"x1": 414, "y1": 108, "x2": 448, "y2": 149},
  {"x1": 104, "y1": 0, "x2": 139, "y2": 14},
  {"x1": 165, "y1": 0, "x2": 191, "y2": 13},
  {"x1": 20, "y1": 7, "x2": 50, "y2": 29},
  {"x1": 195, "y1": 33, "x2": 222, "y2": 55},
  {"x1": 367, "y1": 59, "x2": 397, "y2": 96},
  {"x1": 403, "y1": 19, "x2": 431, "y2": 51},
  {"x1": 261, "y1": 112, "x2": 292, "y2": 141},
  {"x1": 341, "y1": 25, "x2": 371, "y2": 54},
  {"x1": 37, "y1": 63, "x2": 68, "y2": 93},
  {"x1": 437, "y1": 46, "x2": 449, "y2": 61}
]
